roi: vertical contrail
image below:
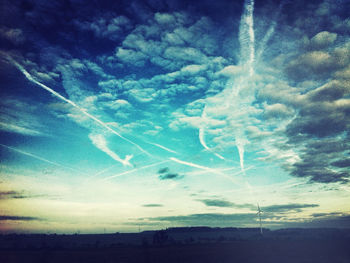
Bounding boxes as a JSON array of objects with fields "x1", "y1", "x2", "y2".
[
  {"x1": 247, "y1": 0, "x2": 255, "y2": 76},
  {"x1": 238, "y1": 1, "x2": 264, "y2": 233},
  {"x1": 4, "y1": 55, "x2": 149, "y2": 157},
  {"x1": 235, "y1": 0, "x2": 255, "y2": 173},
  {"x1": 237, "y1": 140, "x2": 245, "y2": 173},
  {"x1": 239, "y1": 0, "x2": 255, "y2": 76}
]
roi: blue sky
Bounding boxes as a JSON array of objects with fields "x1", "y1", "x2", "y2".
[{"x1": 0, "y1": 0, "x2": 350, "y2": 233}]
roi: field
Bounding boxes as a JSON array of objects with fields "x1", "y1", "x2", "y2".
[{"x1": 1, "y1": 240, "x2": 349, "y2": 263}]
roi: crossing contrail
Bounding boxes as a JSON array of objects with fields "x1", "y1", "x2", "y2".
[
  {"x1": 101, "y1": 160, "x2": 169, "y2": 181},
  {"x1": 146, "y1": 142, "x2": 178, "y2": 154},
  {"x1": 0, "y1": 143, "x2": 86, "y2": 175},
  {"x1": 170, "y1": 157, "x2": 222, "y2": 174},
  {"x1": 187, "y1": 165, "x2": 254, "y2": 178},
  {"x1": 169, "y1": 157, "x2": 242, "y2": 184},
  {"x1": 4, "y1": 55, "x2": 149, "y2": 157}
]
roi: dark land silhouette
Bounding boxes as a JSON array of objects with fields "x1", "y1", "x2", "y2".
[{"x1": 0, "y1": 227, "x2": 349, "y2": 263}]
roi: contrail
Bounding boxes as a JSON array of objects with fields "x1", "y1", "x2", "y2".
[
  {"x1": 234, "y1": 0, "x2": 255, "y2": 173},
  {"x1": 239, "y1": 0, "x2": 255, "y2": 76},
  {"x1": 4, "y1": 55, "x2": 149, "y2": 156},
  {"x1": 89, "y1": 134, "x2": 133, "y2": 167},
  {"x1": 0, "y1": 143, "x2": 86, "y2": 175},
  {"x1": 199, "y1": 128, "x2": 225, "y2": 160},
  {"x1": 170, "y1": 157, "x2": 245, "y2": 185},
  {"x1": 236, "y1": 139, "x2": 246, "y2": 173},
  {"x1": 256, "y1": 0, "x2": 286, "y2": 61},
  {"x1": 238, "y1": 0, "x2": 264, "y2": 234},
  {"x1": 146, "y1": 142, "x2": 178, "y2": 154},
  {"x1": 101, "y1": 160, "x2": 169, "y2": 181},
  {"x1": 199, "y1": 107, "x2": 225, "y2": 160},
  {"x1": 170, "y1": 157, "x2": 223, "y2": 174},
  {"x1": 88, "y1": 164, "x2": 117, "y2": 179},
  {"x1": 187, "y1": 165, "x2": 254, "y2": 177}
]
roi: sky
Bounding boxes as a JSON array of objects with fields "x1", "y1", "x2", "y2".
[{"x1": 0, "y1": 0, "x2": 349, "y2": 234}]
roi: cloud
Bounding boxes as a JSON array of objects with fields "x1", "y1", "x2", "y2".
[
  {"x1": 0, "y1": 191, "x2": 47, "y2": 199},
  {"x1": 198, "y1": 199, "x2": 254, "y2": 209},
  {"x1": 308, "y1": 31, "x2": 337, "y2": 50},
  {"x1": 308, "y1": 213, "x2": 350, "y2": 228},
  {"x1": 263, "y1": 103, "x2": 294, "y2": 119},
  {"x1": 159, "y1": 173, "x2": 183, "y2": 180},
  {"x1": 115, "y1": 47, "x2": 148, "y2": 67},
  {"x1": 144, "y1": 213, "x2": 259, "y2": 227},
  {"x1": 74, "y1": 15, "x2": 132, "y2": 41},
  {"x1": 216, "y1": 65, "x2": 243, "y2": 78},
  {"x1": 128, "y1": 87, "x2": 157, "y2": 103},
  {"x1": 163, "y1": 46, "x2": 209, "y2": 65},
  {"x1": 197, "y1": 200, "x2": 318, "y2": 213},
  {"x1": 0, "y1": 26, "x2": 25, "y2": 45},
  {"x1": 0, "y1": 122, "x2": 42, "y2": 136},
  {"x1": 331, "y1": 158, "x2": 350, "y2": 168},
  {"x1": 0, "y1": 97, "x2": 46, "y2": 136},
  {"x1": 285, "y1": 43, "x2": 350, "y2": 81},
  {"x1": 7, "y1": 57, "x2": 148, "y2": 156},
  {"x1": 111, "y1": 11, "x2": 223, "y2": 72},
  {"x1": 154, "y1": 12, "x2": 176, "y2": 25},
  {"x1": 262, "y1": 204, "x2": 319, "y2": 213},
  {"x1": 158, "y1": 167, "x2": 169, "y2": 174},
  {"x1": 157, "y1": 166, "x2": 183, "y2": 180},
  {"x1": 101, "y1": 99, "x2": 131, "y2": 111},
  {"x1": 0, "y1": 215, "x2": 41, "y2": 221},
  {"x1": 0, "y1": 191, "x2": 18, "y2": 199},
  {"x1": 142, "y1": 204, "x2": 163, "y2": 207}
]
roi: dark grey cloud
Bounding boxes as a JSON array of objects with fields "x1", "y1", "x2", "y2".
[
  {"x1": 285, "y1": 138, "x2": 350, "y2": 183},
  {"x1": 0, "y1": 190, "x2": 48, "y2": 199},
  {"x1": 307, "y1": 213, "x2": 350, "y2": 228},
  {"x1": 149, "y1": 213, "x2": 259, "y2": 226},
  {"x1": 262, "y1": 203, "x2": 319, "y2": 213},
  {"x1": 0, "y1": 191, "x2": 21, "y2": 199},
  {"x1": 249, "y1": 0, "x2": 350, "y2": 185},
  {"x1": 284, "y1": 50, "x2": 345, "y2": 81},
  {"x1": 159, "y1": 173, "x2": 183, "y2": 180},
  {"x1": 0, "y1": 26, "x2": 25, "y2": 45},
  {"x1": 281, "y1": 46, "x2": 350, "y2": 184},
  {"x1": 158, "y1": 167, "x2": 169, "y2": 174},
  {"x1": 142, "y1": 204, "x2": 163, "y2": 207},
  {"x1": 199, "y1": 199, "x2": 235, "y2": 207},
  {"x1": 198, "y1": 199, "x2": 255, "y2": 209},
  {"x1": 0, "y1": 215, "x2": 41, "y2": 221},
  {"x1": 76, "y1": 16, "x2": 132, "y2": 39},
  {"x1": 158, "y1": 166, "x2": 184, "y2": 180},
  {"x1": 142, "y1": 211, "x2": 350, "y2": 229},
  {"x1": 331, "y1": 158, "x2": 350, "y2": 168},
  {"x1": 311, "y1": 212, "x2": 344, "y2": 218}
]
